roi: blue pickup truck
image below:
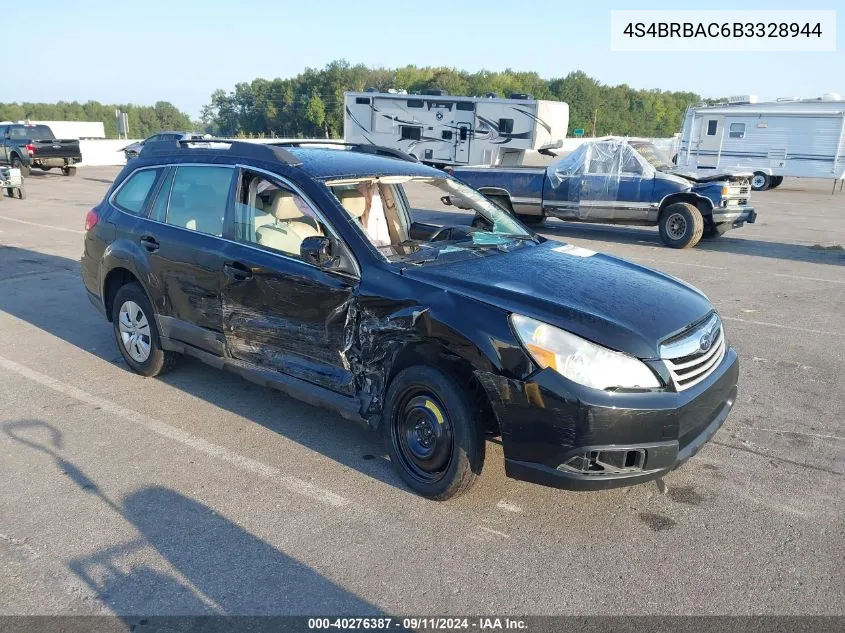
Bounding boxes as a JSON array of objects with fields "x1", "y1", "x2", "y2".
[{"x1": 450, "y1": 137, "x2": 757, "y2": 248}]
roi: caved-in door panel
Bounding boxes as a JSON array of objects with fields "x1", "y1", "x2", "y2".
[{"x1": 221, "y1": 246, "x2": 356, "y2": 395}]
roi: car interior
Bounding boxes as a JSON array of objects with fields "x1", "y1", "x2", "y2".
[{"x1": 233, "y1": 174, "x2": 326, "y2": 259}]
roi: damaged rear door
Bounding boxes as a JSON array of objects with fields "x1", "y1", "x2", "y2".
[{"x1": 221, "y1": 169, "x2": 357, "y2": 395}]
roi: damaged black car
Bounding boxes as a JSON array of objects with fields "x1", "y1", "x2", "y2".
[{"x1": 81, "y1": 139, "x2": 739, "y2": 500}]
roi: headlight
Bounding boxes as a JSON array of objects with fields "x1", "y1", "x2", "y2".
[{"x1": 510, "y1": 314, "x2": 661, "y2": 390}]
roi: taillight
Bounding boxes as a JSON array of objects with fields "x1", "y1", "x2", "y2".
[
  {"x1": 84, "y1": 210, "x2": 99, "y2": 232},
  {"x1": 25, "y1": 143, "x2": 36, "y2": 155}
]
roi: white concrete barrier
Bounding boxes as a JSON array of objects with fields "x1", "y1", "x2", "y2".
[
  {"x1": 76, "y1": 136, "x2": 679, "y2": 167},
  {"x1": 78, "y1": 139, "x2": 140, "y2": 166}
]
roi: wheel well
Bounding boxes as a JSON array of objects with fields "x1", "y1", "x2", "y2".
[
  {"x1": 386, "y1": 342, "x2": 499, "y2": 436},
  {"x1": 103, "y1": 268, "x2": 139, "y2": 321},
  {"x1": 478, "y1": 187, "x2": 511, "y2": 200},
  {"x1": 660, "y1": 193, "x2": 711, "y2": 218}
]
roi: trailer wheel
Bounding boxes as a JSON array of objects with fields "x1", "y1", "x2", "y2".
[
  {"x1": 751, "y1": 172, "x2": 771, "y2": 191},
  {"x1": 769, "y1": 176, "x2": 784, "y2": 189},
  {"x1": 659, "y1": 202, "x2": 704, "y2": 249}
]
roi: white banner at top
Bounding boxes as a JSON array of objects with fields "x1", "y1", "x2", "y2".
[{"x1": 610, "y1": 10, "x2": 836, "y2": 52}]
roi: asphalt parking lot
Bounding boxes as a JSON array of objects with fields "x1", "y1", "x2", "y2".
[{"x1": 0, "y1": 167, "x2": 843, "y2": 616}]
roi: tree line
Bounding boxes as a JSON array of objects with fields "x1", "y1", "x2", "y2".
[
  {"x1": 0, "y1": 100, "x2": 193, "y2": 138},
  {"x1": 200, "y1": 60, "x2": 701, "y2": 139}
]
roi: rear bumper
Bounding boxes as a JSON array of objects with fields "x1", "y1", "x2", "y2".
[
  {"x1": 32, "y1": 157, "x2": 81, "y2": 167},
  {"x1": 476, "y1": 347, "x2": 739, "y2": 491}
]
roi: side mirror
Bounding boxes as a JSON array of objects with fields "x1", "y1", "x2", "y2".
[
  {"x1": 440, "y1": 195, "x2": 453, "y2": 206},
  {"x1": 300, "y1": 236, "x2": 334, "y2": 267}
]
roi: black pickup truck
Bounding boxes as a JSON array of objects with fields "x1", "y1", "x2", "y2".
[{"x1": 0, "y1": 123, "x2": 82, "y2": 177}]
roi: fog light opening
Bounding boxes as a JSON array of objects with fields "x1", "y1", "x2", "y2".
[{"x1": 558, "y1": 448, "x2": 646, "y2": 475}]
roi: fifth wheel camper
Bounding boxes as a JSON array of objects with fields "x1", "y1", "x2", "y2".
[{"x1": 344, "y1": 90, "x2": 569, "y2": 167}]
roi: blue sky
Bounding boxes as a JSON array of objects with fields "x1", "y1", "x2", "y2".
[{"x1": 11, "y1": 0, "x2": 843, "y2": 118}]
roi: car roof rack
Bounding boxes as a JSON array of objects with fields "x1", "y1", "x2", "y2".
[
  {"x1": 139, "y1": 138, "x2": 303, "y2": 167},
  {"x1": 268, "y1": 140, "x2": 419, "y2": 163}
]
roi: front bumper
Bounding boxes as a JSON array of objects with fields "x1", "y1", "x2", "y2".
[
  {"x1": 476, "y1": 347, "x2": 739, "y2": 491},
  {"x1": 712, "y1": 206, "x2": 756, "y2": 227}
]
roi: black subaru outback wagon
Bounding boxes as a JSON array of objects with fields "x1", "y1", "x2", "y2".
[{"x1": 81, "y1": 139, "x2": 738, "y2": 500}]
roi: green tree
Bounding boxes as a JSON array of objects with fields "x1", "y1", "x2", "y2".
[{"x1": 199, "y1": 60, "x2": 702, "y2": 140}]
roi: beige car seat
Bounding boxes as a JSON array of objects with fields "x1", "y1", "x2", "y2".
[
  {"x1": 336, "y1": 189, "x2": 367, "y2": 219},
  {"x1": 255, "y1": 192, "x2": 321, "y2": 257}
]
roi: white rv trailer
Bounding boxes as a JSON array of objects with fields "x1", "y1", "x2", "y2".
[
  {"x1": 344, "y1": 91, "x2": 569, "y2": 166},
  {"x1": 676, "y1": 95, "x2": 845, "y2": 191}
]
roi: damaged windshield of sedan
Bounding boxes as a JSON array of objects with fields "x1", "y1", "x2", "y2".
[{"x1": 325, "y1": 176, "x2": 537, "y2": 264}]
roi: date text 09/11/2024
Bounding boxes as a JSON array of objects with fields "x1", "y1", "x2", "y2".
[{"x1": 307, "y1": 617, "x2": 529, "y2": 630}]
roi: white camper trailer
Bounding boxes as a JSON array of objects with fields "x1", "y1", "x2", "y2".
[
  {"x1": 676, "y1": 95, "x2": 845, "y2": 191},
  {"x1": 344, "y1": 90, "x2": 569, "y2": 166}
]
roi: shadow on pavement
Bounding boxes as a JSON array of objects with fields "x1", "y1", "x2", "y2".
[
  {"x1": 0, "y1": 245, "x2": 402, "y2": 493},
  {"x1": 2, "y1": 419, "x2": 380, "y2": 615}
]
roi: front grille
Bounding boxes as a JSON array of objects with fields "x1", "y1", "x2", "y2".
[{"x1": 660, "y1": 314, "x2": 726, "y2": 391}]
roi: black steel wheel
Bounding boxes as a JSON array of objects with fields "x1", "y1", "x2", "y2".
[
  {"x1": 383, "y1": 365, "x2": 484, "y2": 500},
  {"x1": 394, "y1": 391, "x2": 454, "y2": 484}
]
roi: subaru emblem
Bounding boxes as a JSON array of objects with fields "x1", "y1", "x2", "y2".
[{"x1": 699, "y1": 333, "x2": 712, "y2": 352}]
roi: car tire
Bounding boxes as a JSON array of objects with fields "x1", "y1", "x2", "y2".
[
  {"x1": 10, "y1": 154, "x2": 30, "y2": 178},
  {"x1": 16, "y1": 187, "x2": 25, "y2": 200},
  {"x1": 61, "y1": 166, "x2": 77, "y2": 176},
  {"x1": 111, "y1": 282, "x2": 178, "y2": 378},
  {"x1": 659, "y1": 202, "x2": 704, "y2": 249},
  {"x1": 751, "y1": 172, "x2": 770, "y2": 191},
  {"x1": 383, "y1": 365, "x2": 485, "y2": 500},
  {"x1": 39, "y1": 166, "x2": 52, "y2": 172}
]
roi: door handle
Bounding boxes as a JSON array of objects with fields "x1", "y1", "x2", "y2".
[
  {"x1": 139, "y1": 235, "x2": 159, "y2": 252},
  {"x1": 223, "y1": 261, "x2": 253, "y2": 281}
]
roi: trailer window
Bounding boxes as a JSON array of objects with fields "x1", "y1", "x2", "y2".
[
  {"x1": 400, "y1": 126, "x2": 422, "y2": 141},
  {"x1": 706, "y1": 120, "x2": 718, "y2": 136},
  {"x1": 407, "y1": 99, "x2": 424, "y2": 108},
  {"x1": 499, "y1": 118, "x2": 514, "y2": 134},
  {"x1": 729, "y1": 123, "x2": 746, "y2": 139},
  {"x1": 456, "y1": 102, "x2": 474, "y2": 111},
  {"x1": 355, "y1": 97, "x2": 371, "y2": 105}
]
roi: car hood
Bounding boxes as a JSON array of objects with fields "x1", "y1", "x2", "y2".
[
  {"x1": 667, "y1": 168, "x2": 752, "y2": 183},
  {"x1": 401, "y1": 241, "x2": 713, "y2": 359}
]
